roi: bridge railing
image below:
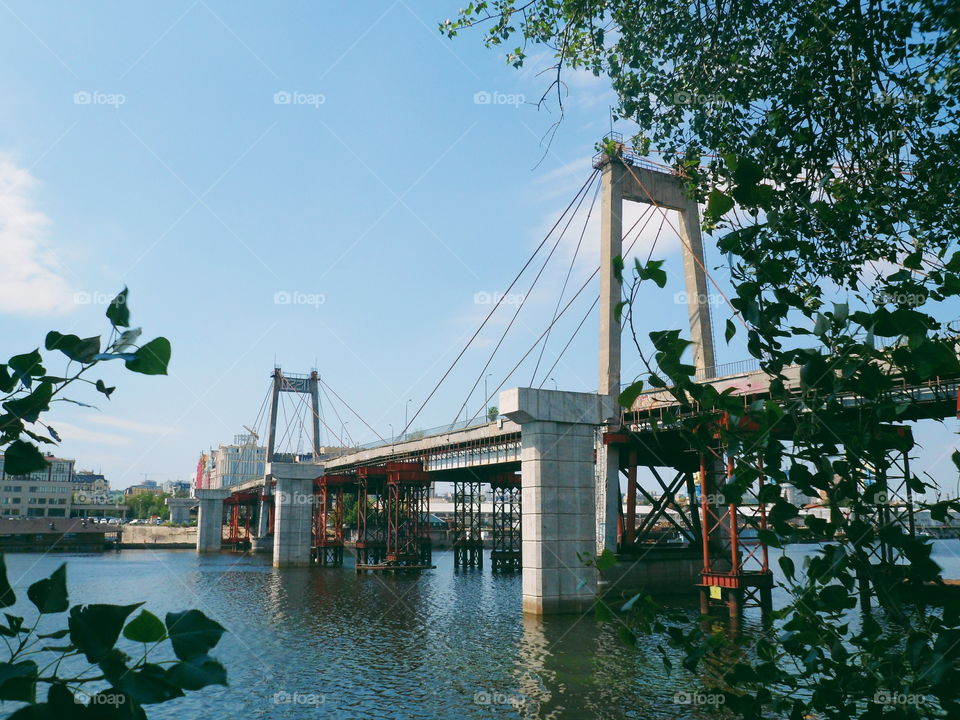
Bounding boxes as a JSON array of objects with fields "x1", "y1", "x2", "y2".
[{"x1": 351, "y1": 417, "x2": 495, "y2": 452}]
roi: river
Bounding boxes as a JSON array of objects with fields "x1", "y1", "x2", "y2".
[{"x1": 2, "y1": 540, "x2": 959, "y2": 719}]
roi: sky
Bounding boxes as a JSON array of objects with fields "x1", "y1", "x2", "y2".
[{"x1": 0, "y1": 1, "x2": 957, "y2": 493}]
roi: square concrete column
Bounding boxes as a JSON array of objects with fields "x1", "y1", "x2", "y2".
[
  {"x1": 501, "y1": 388, "x2": 613, "y2": 615},
  {"x1": 196, "y1": 489, "x2": 229, "y2": 553},
  {"x1": 271, "y1": 462, "x2": 321, "y2": 568}
]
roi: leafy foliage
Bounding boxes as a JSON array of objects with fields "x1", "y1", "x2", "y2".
[
  {"x1": 448, "y1": 2, "x2": 960, "y2": 717},
  {"x1": 1, "y1": 287, "x2": 171, "y2": 478},
  {"x1": 0, "y1": 561, "x2": 225, "y2": 718}
]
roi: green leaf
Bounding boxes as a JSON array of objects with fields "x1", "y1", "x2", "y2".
[
  {"x1": 612, "y1": 255, "x2": 625, "y2": 282},
  {"x1": 7, "y1": 350, "x2": 45, "y2": 387},
  {"x1": 724, "y1": 318, "x2": 736, "y2": 343},
  {"x1": 636, "y1": 259, "x2": 667, "y2": 288},
  {"x1": 26, "y1": 563, "x2": 68, "y2": 614},
  {"x1": 123, "y1": 610, "x2": 166, "y2": 643},
  {"x1": 0, "y1": 366, "x2": 15, "y2": 393},
  {"x1": 165, "y1": 610, "x2": 226, "y2": 661},
  {"x1": 616, "y1": 625, "x2": 637, "y2": 646},
  {"x1": 36, "y1": 628, "x2": 69, "y2": 640},
  {"x1": 95, "y1": 379, "x2": 116, "y2": 399},
  {"x1": 595, "y1": 548, "x2": 617, "y2": 571},
  {"x1": 107, "y1": 287, "x2": 131, "y2": 328},
  {"x1": 68, "y1": 603, "x2": 143, "y2": 663},
  {"x1": 165, "y1": 655, "x2": 227, "y2": 691},
  {"x1": 124, "y1": 337, "x2": 171, "y2": 376},
  {"x1": 706, "y1": 189, "x2": 734, "y2": 221},
  {"x1": 618, "y1": 380, "x2": 644, "y2": 409},
  {"x1": 3, "y1": 381, "x2": 53, "y2": 423},
  {"x1": 779, "y1": 555, "x2": 795, "y2": 581},
  {"x1": 44, "y1": 332, "x2": 101, "y2": 364},
  {"x1": 0, "y1": 556, "x2": 16, "y2": 608},
  {"x1": 3, "y1": 441, "x2": 49, "y2": 476},
  {"x1": 0, "y1": 660, "x2": 37, "y2": 703},
  {"x1": 953, "y1": 450, "x2": 960, "y2": 472}
]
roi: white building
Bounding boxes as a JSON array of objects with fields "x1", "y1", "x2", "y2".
[{"x1": 205, "y1": 435, "x2": 266, "y2": 489}]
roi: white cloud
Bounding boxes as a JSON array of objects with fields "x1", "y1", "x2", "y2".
[
  {"x1": 85, "y1": 414, "x2": 179, "y2": 436},
  {"x1": 0, "y1": 158, "x2": 73, "y2": 315},
  {"x1": 33, "y1": 420, "x2": 132, "y2": 447}
]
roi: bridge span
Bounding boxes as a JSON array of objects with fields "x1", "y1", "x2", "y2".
[{"x1": 195, "y1": 148, "x2": 960, "y2": 619}]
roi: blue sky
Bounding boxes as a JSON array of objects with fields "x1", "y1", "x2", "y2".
[{"x1": 1, "y1": 1, "x2": 956, "y2": 492}]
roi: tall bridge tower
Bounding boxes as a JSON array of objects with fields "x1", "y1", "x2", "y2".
[{"x1": 595, "y1": 137, "x2": 717, "y2": 553}]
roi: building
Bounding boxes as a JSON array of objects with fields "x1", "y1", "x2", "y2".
[
  {"x1": 0, "y1": 454, "x2": 76, "y2": 518},
  {"x1": 203, "y1": 435, "x2": 267, "y2": 489},
  {"x1": 70, "y1": 470, "x2": 126, "y2": 519},
  {"x1": 123, "y1": 479, "x2": 163, "y2": 496}
]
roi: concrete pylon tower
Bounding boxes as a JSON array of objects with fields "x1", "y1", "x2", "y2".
[
  {"x1": 265, "y1": 368, "x2": 323, "y2": 460},
  {"x1": 596, "y1": 142, "x2": 717, "y2": 553}
]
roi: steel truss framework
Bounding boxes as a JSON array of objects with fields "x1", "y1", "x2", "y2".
[
  {"x1": 453, "y1": 473, "x2": 483, "y2": 569},
  {"x1": 603, "y1": 433, "x2": 701, "y2": 551},
  {"x1": 356, "y1": 467, "x2": 387, "y2": 567},
  {"x1": 489, "y1": 472, "x2": 521, "y2": 571},
  {"x1": 385, "y1": 462, "x2": 432, "y2": 566},
  {"x1": 314, "y1": 475, "x2": 350, "y2": 566},
  {"x1": 224, "y1": 492, "x2": 257, "y2": 548},
  {"x1": 696, "y1": 447, "x2": 772, "y2": 624},
  {"x1": 853, "y1": 424, "x2": 918, "y2": 608}
]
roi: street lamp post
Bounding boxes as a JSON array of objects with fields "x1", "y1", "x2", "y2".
[
  {"x1": 549, "y1": 377, "x2": 558, "y2": 391},
  {"x1": 405, "y1": 399, "x2": 413, "y2": 435}
]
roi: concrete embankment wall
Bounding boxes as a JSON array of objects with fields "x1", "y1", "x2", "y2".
[{"x1": 120, "y1": 526, "x2": 197, "y2": 548}]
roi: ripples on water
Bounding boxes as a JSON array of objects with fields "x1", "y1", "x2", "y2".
[{"x1": 3, "y1": 540, "x2": 959, "y2": 719}]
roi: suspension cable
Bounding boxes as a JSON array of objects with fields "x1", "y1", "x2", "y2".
[
  {"x1": 450, "y1": 170, "x2": 600, "y2": 426},
  {"x1": 402, "y1": 168, "x2": 600, "y2": 436},
  {"x1": 530, "y1": 179, "x2": 602, "y2": 385}
]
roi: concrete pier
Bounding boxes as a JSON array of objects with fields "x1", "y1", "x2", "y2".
[
  {"x1": 196, "y1": 489, "x2": 229, "y2": 552},
  {"x1": 501, "y1": 387, "x2": 612, "y2": 615},
  {"x1": 271, "y1": 462, "x2": 321, "y2": 568},
  {"x1": 165, "y1": 497, "x2": 198, "y2": 525}
]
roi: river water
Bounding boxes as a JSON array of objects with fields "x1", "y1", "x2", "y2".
[{"x1": 3, "y1": 540, "x2": 959, "y2": 719}]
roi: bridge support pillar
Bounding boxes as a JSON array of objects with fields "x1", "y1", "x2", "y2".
[
  {"x1": 501, "y1": 387, "x2": 612, "y2": 615},
  {"x1": 272, "y1": 470, "x2": 318, "y2": 568},
  {"x1": 196, "y1": 489, "x2": 229, "y2": 553}
]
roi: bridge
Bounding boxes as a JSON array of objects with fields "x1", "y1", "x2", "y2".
[{"x1": 194, "y1": 140, "x2": 960, "y2": 619}]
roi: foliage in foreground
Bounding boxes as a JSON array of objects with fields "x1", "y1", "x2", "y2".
[
  {"x1": 447, "y1": 2, "x2": 960, "y2": 717},
  {"x1": 0, "y1": 555, "x2": 226, "y2": 719},
  {"x1": 1, "y1": 287, "x2": 171, "y2": 477}
]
